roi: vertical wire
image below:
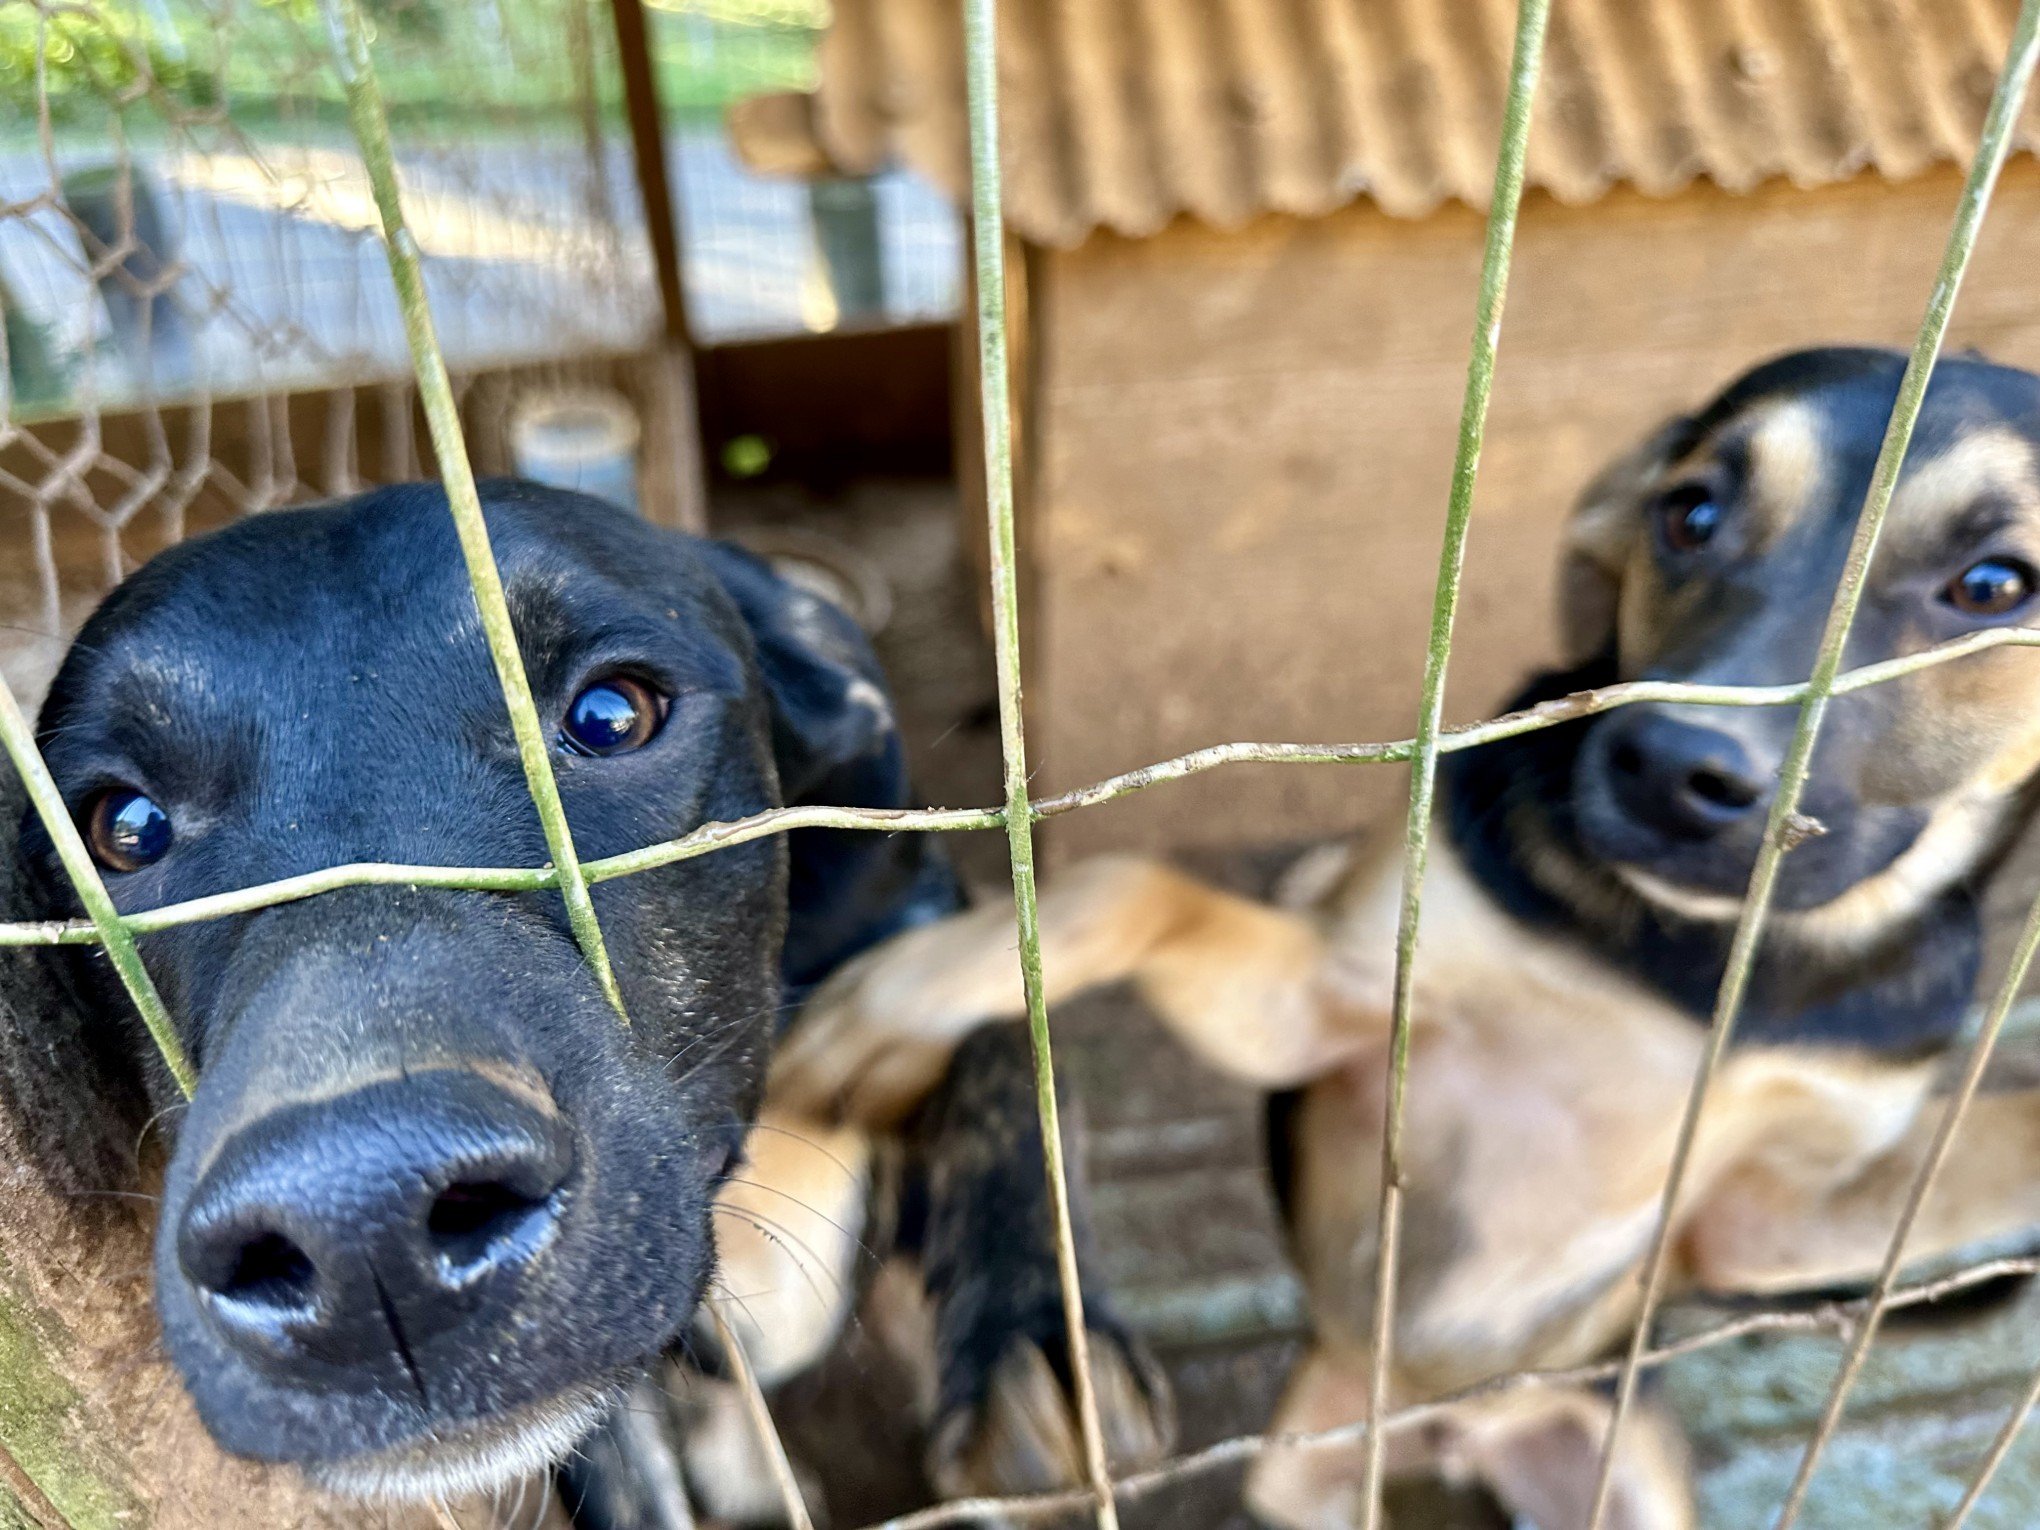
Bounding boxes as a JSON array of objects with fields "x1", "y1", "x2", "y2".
[
  {"x1": 321, "y1": 0, "x2": 628, "y2": 1022},
  {"x1": 1583, "y1": 6, "x2": 2040, "y2": 1523},
  {"x1": 960, "y1": 0, "x2": 1122, "y2": 1521},
  {"x1": 1944, "y1": 1360, "x2": 2040, "y2": 1529},
  {"x1": 1760, "y1": 38, "x2": 2040, "y2": 1528},
  {"x1": 1355, "y1": 4, "x2": 1552, "y2": 1527},
  {"x1": 1776, "y1": 878, "x2": 2040, "y2": 1529},
  {"x1": 708, "y1": 1305, "x2": 817, "y2": 1530},
  {"x1": 0, "y1": 677, "x2": 195, "y2": 1097}
]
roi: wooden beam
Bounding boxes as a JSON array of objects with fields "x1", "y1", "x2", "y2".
[{"x1": 609, "y1": 0, "x2": 694, "y2": 350}]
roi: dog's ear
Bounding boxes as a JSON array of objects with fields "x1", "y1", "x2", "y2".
[
  {"x1": 1559, "y1": 414, "x2": 1698, "y2": 665},
  {"x1": 697, "y1": 540, "x2": 904, "y2": 808},
  {"x1": 696, "y1": 539, "x2": 961, "y2": 1001}
]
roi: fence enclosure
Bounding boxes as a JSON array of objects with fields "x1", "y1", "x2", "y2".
[{"x1": 6, "y1": 0, "x2": 2040, "y2": 1527}]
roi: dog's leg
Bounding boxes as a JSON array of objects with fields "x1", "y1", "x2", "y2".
[
  {"x1": 1686, "y1": 1086, "x2": 2040, "y2": 1295},
  {"x1": 662, "y1": 1108, "x2": 870, "y2": 1526},
  {"x1": 772, "y1": 854, "x2": 1356, "y2": 1125},
  {"x1": 902, "y1": 1022, "x2": 1174, "y2": 1500},
  {"x1": 705, "y1": 1108, "x2": 873, "y2": 1385},
  {"x1": 1246, "y1": 1346, "x2": 1692, "y2": 1530}
]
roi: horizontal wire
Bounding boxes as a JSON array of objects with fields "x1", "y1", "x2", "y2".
[
  {"x1": 5, "y1": 624, "x2": 2036, "y2": 950},
  {"x1": 849, "y1": 1252, "x2": 2040, "y2": 1530}
]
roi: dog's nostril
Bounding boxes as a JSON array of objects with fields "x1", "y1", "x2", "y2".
[
  {"x1": 427, "y1": 1179, "x2": 556, "y2": 1282},
  {"x1": 1688, "y1": 766, "x2": 1758, "y2": 810},
  {"x1": 218, "y1": 1230, "x2": 318, "y2": 1313},
  {"x1": 1609, "y1": 739, "x2": 1645, "y2": 778}
]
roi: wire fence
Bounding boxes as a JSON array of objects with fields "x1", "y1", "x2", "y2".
[{"x1": 6, "y1": 0, "x2": 2040, "y2": 1527}]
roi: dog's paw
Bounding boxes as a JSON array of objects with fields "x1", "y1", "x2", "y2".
[{"x1": 925, "y1": 1327, "x2": 1174, "y2": 1500}]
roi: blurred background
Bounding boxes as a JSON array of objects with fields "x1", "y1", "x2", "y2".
[{"x1": 10, "y1": 1, "x2": 2040, "y2": 1524}]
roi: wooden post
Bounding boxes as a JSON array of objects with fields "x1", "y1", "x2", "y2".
[
  {"x1": 609, "y1": 0, "x2": 692, "y2": 351},
  {"x1": 608, "y1": 0, "x2": 709, "y2": 530}
]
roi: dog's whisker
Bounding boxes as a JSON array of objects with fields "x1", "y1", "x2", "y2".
[
  {"x1": 711, "y1": 1204, "x2": 846, "y2": 1308},
  {"x1": 740, "y1": 1119, "x2": 865, "y2": 1184},
  {"x1": 725, "y1": 1175, "x2": 883, "y2": 1269}
]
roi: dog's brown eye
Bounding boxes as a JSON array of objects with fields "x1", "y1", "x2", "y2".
[
  {"x1": 85, "y1": 789, "x2": 172, "y2": 873},
  {"x1": 1944, "y1": 557, "x2": 2037, "y2": 618},
  {"x1": 560, "y1": 676, "x2": 666, "y2": 757},
  {"x1": 1657, "y1": 486, "x2": 1722, "y2": 553}
]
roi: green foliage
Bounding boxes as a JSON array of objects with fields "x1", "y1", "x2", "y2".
[
  {"x1": 1, "y1": 0, "x2": 821, "y2": 146},
  {"x1": 0, "y1": 5, "x2": 209, "y2": 131}
]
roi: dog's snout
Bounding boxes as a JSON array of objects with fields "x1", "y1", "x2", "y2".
[
  {"x1": 1599, "y1": 711, "x2": 1769, "y2": 839},
  {"x1": 177, "y1": 1071, "x2": 574, "y2": 1380}
]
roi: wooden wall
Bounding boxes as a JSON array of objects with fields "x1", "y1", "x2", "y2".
[{"x1": 1025, "y1": 161, "x2": 2040, "y2": 859}]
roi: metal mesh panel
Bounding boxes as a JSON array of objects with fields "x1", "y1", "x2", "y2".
[
  {"x1": 7, "y1": 0, "x2": 2040, "y2": 1527},
  {"x1": 0, "y1": 0, "x2": 657, "y2": 703}
]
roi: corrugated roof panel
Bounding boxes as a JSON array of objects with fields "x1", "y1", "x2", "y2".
[
  {"x1": 737, "y1": 0, "x2": 2039, "y2": 246},
  {"x1": 1227, "y1": 0, "x2": 1346, "y2": 220},
  {"x1": 1141, "y1": 0, "x2": 1261, "y2": 228},
  {"x1": 1909, "y1": 0, "x2": 1999, "y2": 157},
  {"x1": 1570, "y1": 0, "x2": 1703, "y2": 195},
  {"x1": 873, "y1": 0, "x2": 969, "y2": 195},
  {"x1": 1528, "y1": 0, "x2": 1620, "y2": 204},
  {"x1": 1353, "y1": 0, "x2": 1456, "y2": 213},
  {"x1": 1402, "y1": 0, "x2": 1507, "y2": 206},
  {"x1": 1300, "y1": 0, "x2": 1376, "y2": 203},
  {"x1": 1055, "y1": 0, "x2": 1162, "y2": 237},
  {"x1": 1822, "y1": 0, "x2": 1941, "y2": 180},
  {"x1": 1730, "y1": 0, "x2": 1850, "y2": 187}
]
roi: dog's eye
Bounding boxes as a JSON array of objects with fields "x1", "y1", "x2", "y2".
[
  {"x1": 1656, "y1": 485, "x2": 1722, "y2": 553},
  {"x1": 1944, "y1": 557, "x2": 2037, "y2": 619},
  {"x1": 85, "y1": 789, "x2": 172, "y2": 873},
  {"x1": 560, "y1": 677, "x2": 667, "y2": 757}
]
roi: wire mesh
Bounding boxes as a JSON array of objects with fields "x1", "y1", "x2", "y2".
[
  {"x1": 0, "y1": 0, "x2": 662, "y2": 712},
  {"x1": 1586, "y1": 6, "x2": 2040, "y2": 1522},
  {"x1": 6, "y1": 0, "x2": 2040, "y2": 1527},
  {"x1": 636, "y1": 0, "x2": 962, "y2": 342}
]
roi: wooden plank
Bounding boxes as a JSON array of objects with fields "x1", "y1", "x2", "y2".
[{"x1": 1026, "y1": 162, "x2": 2040, "y2": 859}]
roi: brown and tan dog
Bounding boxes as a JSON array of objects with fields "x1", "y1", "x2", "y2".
[{"x1": 770, "y1": 347, "x2": 2040, "y2": 1527}]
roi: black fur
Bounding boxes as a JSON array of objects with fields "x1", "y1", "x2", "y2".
[
  {"x1": 1443, "y1": 660, "x2": 1984, "y2": 1052},
  {"x1": 5, "y1": 480, "x2": 1084, "y2": 1507},
  {"x1": 1443, "y1": 346, "x2": 2040, "y2": 1055}
]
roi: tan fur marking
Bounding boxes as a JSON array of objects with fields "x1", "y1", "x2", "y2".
[
  {"x1": 774, "y1": 855, "x2": 1355, "y2": 1124},
  {"x1": 1685, "y1": 1084, "x2": 2040, "y2": 1294},
  {"x1": 1616, "y1": 784, "x2": 2017, "y2": 953},
  {"x1": 1888, "y1": 429, "x2": 2040, "y2": 556},
  {"x1": 708, "y1": 1108, "x2": 870, "y2": 1387},
  {"x1": 1245, "y1": 1345, "x2": 1693, "y2": 1530},
  {"x1": 1738, "y1": 400, "x2": 1826, "y2": 546}
]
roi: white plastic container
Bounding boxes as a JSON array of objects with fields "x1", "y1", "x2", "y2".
[{"x1": 509, "y1": 387, "x2": 642, "y2": 513}]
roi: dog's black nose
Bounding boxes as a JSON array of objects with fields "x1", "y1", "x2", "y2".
[
  {"x1": 176, "y1": 1071, "x2": 574, "y2": 1383},
  {"x1": 1600, "y1": 711, "x2": 1769, "y2": 839}
]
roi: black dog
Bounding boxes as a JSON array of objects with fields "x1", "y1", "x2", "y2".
[{"x1": 11, "y1": 480, "x2": 1166, "y2": 1515}]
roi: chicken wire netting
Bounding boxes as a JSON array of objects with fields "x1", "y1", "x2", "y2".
[
  {"x1": 0, "y1": 0, "x2": 960, "y2": 709},
  {"x1": 0, "y1": 0, "x2": 664, "y2": 695},
  {"x1": 7, "y1": 0, "x2": 2040, "y2": 1528}
]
